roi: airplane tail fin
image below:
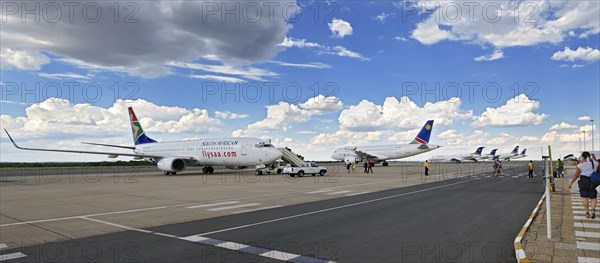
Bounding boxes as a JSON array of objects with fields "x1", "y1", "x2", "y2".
[
  {"x1": 128, "y1": 107, "x2": 157, "y2": 145},
  {"x1": 511, "y1": 146, "x2": 519, "y2": 154},
  {"x1": 521, "y1": 149, "x2": 527, "y2": 155},
  {"x1": 410, "y1": 120, "x2": 434, "y2": 145},
  {"x1": 490, "y1": 149, "x2": 497, "y2": 156},
  {"x1": 475, "y1": 147, "x2": 485, "y2": 156}
]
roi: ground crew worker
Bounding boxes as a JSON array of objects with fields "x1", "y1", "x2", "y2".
[
  {"x1": 556, "y1": 159, "x2": 564, "y2": 178},
  {"x1": 424, "y1": 160, "x2": 429, "y2": 176},
  {"x1": 528, "y1": 161, "x2": 534, "y2": 178}
]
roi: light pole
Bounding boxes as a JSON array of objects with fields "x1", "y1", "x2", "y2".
[
  {"x1": 583, "y1": 131, "x2": 586, "y2": 151},
  {"x1": 580, "y1": 137, "x2": 582, "y2": 152},
  {"x1": 592, "y1": 119, "x2": 595, "y2": 152}
]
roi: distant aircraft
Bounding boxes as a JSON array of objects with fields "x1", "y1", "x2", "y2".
[
  {"x1": 330, "y1": 120, "x2": 439, "y2": 166},
  {"x1": 495, "y1": 146, "x2": 520, "y2": 161},
  {"x1": 428, "y1": 147, "x2": 485, "y2": 163},
  {"x1": 479, "y1": 149, "x2": 498, "y2": 161},
  {"x1": 5, "y1": 107, "x2": 282, "y2": 175},
  {"x1": 508, "y1": 149, "x2": 527, "y2": 160}
]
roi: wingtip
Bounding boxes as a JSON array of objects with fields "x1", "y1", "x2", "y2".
[{"x1": 3, "y1": 129, "x2": 21, "y2": 149}]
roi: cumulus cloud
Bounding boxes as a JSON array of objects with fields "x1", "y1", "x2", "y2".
[
  {"x1": 214, "y1": 111, "x2": 249, "y2": 120},
  {"x1": 373, "y1": 12, "x2": 394, "y2": 23},
  {"x1": 1, "y1": 0, "x2": 297, "y2": 78},
  {"x1": 1, "y1": 49, "x2": 50, "y2": 71},
  {"x1": 410, "y1": 1, "x2": 600, "y2": 49},
  {"x1": 474, "y1": 49, "x2": 504, "y2": 62},
  {"x1": 1, "y1": 98, "x2": 221, "y2": 137},
  {"x1": 328, "y1": 18, "x2": 353, "y2": 38},
  {"x1": 549, "y1": 122, "x2": 577, "y2": 130},
  {"x1": 578, "y1": 116, "x2": 592, "y2": 121},
  {"x1": 472, "y1": 94, "x2": 548, "y2": 127},
  {"x1": 551, "y1": 47, "x2": 600, "y2": 62},
  {"x1": 233, "y1": 94, "x2": 343, "y2": 135},
  {"x1": 338, "y1": 97, "x2": 473, "y2": 132}
]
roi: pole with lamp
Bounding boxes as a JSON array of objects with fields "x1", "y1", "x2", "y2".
[
  {"x1": 583, "y1": 131, "x2": 586, "y2": 151},
  {"x1": 591, "y1": 119, "x2": 595, "y2": 152}
]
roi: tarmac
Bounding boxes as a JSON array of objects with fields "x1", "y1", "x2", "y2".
[
  {"x1": 0, "y1": 161, "x2": 544, "y2": 262},
  {"x1": 522, "y1": 165, "x2": 600, "y2": 263}
]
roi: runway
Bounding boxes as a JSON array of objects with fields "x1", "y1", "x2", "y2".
[{"x1": 0, "y1": 162, "x2": 545, "y2": 262}]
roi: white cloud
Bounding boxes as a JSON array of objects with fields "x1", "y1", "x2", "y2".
[
  {"x1": 541, "y1": 131, "x2": 581, "y2": 143},
  {"x1": 168, "y1": 61, "x2": 278, "y2": 81},
  {"x1": 549, "y1": 122, "x2": 577, "y2": 130},
  {"x1": 474, "y1": 49, "x2": 504, "y2": 62},
  {"x1": 410, "y1": 1, "x2": 600, "y2": 49},
  {"x1": 270, "y1": 61, "x2": 331, "y2": 69},
  {"x1": 393, "y1": 36, "x2": 409, "y2": 42},
  {"x1": 373, "y1": 12, "x2": 394, "y2": 23},
  {"x1": 214, "y1": 111, "x2": 249, "y2": 120},
  {"x1": 190, "y1": 75, "x2": 246, "y2": 83},
  {"x1": 578, "y1": 116, "x2": 592, "y2": 121},
  {"x1": 2, "y1": 98, "x2": 221, "y2": 137},
  {"x1": 233, "y1": 95, "x2": 343, "y2": 135},
  {"x1": 328, "y1": 18, "x2": 353, "y2": 38},
  {"x1": 279, "y1": 37, "x2": 367, "y2": 60},
  {"x1": 1, "y1": 1, "x2": 297, "y2": 78},
  {"x1": 300, "y1": 95, "x2": 344, "y2": 114},
  {"x1": 37, "y1": 72, "x2": 91, "y2": 80},
  {"x1": 472, "y1": 94, "x2": 548, "y2": 127},
  {"x1": 1, "y1": 49, "x2": 50, "y2": 71},
  {"x1": 551, "y1": 47, "x2": 600, "y2": 62},
  {"x1": 338, "y1": 97, "x2": 473, "y2": 132}
]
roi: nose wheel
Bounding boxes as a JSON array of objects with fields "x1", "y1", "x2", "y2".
[{"x1": 202, "y1": 166, "x2": 214, "y2": 174}]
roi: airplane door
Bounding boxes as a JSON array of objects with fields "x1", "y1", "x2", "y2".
[{"x1": 241, "y1": 142, "x2": 248, "y2": 155}]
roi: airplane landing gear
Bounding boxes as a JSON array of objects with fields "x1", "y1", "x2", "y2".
[
  {"x1": 202, "y1": 166, "x2": 214, "y2": 174},
  {"x1": 382, "y1": 162, "x2": 389, "y2": 166},
  {"x1": 164, "y1": 172, "x2": 177, "y2": 175}
]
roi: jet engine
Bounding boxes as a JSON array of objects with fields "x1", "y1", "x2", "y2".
[{"x1": 157, "y1": 157, "x2": 187, "y2": 172}]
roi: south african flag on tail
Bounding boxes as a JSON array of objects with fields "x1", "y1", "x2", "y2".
[
  {"x1": 410, "y1": 120, "x2": 434, "y2": 145},
  {"x1": 129, "y1": 107, "x2": 157, "y2": 145}
]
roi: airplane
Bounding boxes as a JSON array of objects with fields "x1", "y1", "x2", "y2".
[
  {"x1": 479, "y1": 149, "x2": 498, "y2": 161},
  {"x1": 4, "y1": 107, "x2": 283, "y2": 176},
  {"x1": 330, "y1": 120, "x2": 440, "y2": 166},
  {"x1": 494, "y1": 146, "x2": 520, "y2": 161},
  {"x1": 508, "y1": 149, "x2": 527, "y2": 160},
  {"x1": 428, "y1": 147, "x2": 485, "y2": 163}
]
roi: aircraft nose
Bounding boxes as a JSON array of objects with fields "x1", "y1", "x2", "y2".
[{"x1": 269, "y1": 148, "x2": 283, "y2": 162}]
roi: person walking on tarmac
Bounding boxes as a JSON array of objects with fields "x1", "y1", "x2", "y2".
[
  {"x1": 367, "y1": 159, "x2": 374, "y2": 173},
  {"x1": 528, "y1": 161, "x2": 534, "y2": 178},
  {"x1": 363, "y1": 161, "x2": 369, "y2": 173},
  {"x1": 556, "y1": 159, "x2": 564, "y2": 178},
  {"x1": 568, "y1": 152, "x2": 599, "y2": 219},
  {"x1": 424, "y1": 160, "x2": 429, "y2": 176}
]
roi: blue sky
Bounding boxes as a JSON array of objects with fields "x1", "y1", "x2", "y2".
[{"x1": 1, "y1": 0, "x2": 599, "y2": 162}]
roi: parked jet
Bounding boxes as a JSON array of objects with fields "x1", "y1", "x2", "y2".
[
  {"x1": 508, "y1": 149, "x2": 527, "y2": 160},
  {"x1": 479, "y1": 149, "x2": 498, "y2": 161},
  {"x1": 495, "y1": 146, "x2": 520, "y2": 161},
  {"x1": 4, "y1": 107, "x2": 282, "y2": 175},
  {"x1": 428, "y1": 147, "x2": 485, "y2": 163},
  {"x1": 330, "y1": 120, "x2": 439, "y2": 166}
]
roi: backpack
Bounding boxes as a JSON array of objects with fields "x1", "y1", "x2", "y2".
[{"x1": 591, "y1": 161, "x2": 600, "y2": 187}]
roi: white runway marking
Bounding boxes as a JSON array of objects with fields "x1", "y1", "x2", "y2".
[
  {"x1": 0, "y1": 252, "x2": 26, "y2": 261},
  {"x1": 306, "y1": 189, "x2": 334, "y2": 194},
  {"x1": 327, "y1": 191, "x2": 352, "y2": 195},
  {"x1": 575, "y1": 222, "x2": 600, "y2": 229},
  {"x1": 579, "y1": 257, "x2": 600, "y2": 263},
  {"x1": 187, "y1": 201, "x2": 240, "y2": 209},
  {"x1": 196, "y1": 180, "x2": 472, "y2": 236},
  {"x1": 232, "y1": 206, "x2": 283, "y2": 214},
  {"x1": 347, "y1": 192, "x2": 370, "y2": 196},
  {"x1": 207, "y1": 203, "x2": 261, "y2": 211},
  {"x1": 0, "y1": 244, "x2": 6, "y2": 251},
  {"x1": 577, "y1": 241, "x2": 600, "y2": 251}
]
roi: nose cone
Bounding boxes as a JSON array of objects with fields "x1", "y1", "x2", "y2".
[{"x1": 268, "y1": 148, "x2": 283, "y2": 163}]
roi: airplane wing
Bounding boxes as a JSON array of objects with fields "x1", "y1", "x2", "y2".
[
  {"x1": 352, "y1": 148, "x2": 387, "y2": 160},
  {"x1": 81, "y1": 142, "x2": 136, "y2": 150},
  {"x1": 5, "y1": 129, "x2": 162, "y2": 159}
]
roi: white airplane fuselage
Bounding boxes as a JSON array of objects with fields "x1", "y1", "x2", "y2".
[
  {"x1": 331, "y1": 144, "x2": 440, "y2": 162},
  {"x1": 135, "y1": 138, "x2": 282, "y2": 167}
]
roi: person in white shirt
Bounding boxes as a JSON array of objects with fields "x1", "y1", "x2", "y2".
[{"x1": 569, "y1": 152, "x2": 599, "y2": 219}]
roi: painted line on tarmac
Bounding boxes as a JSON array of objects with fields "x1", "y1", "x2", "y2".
[
  {"x1": 195, "y1": 179, "x2": 472, "y2": 237},
  {"x1": 0, "y1": 170, "x2": 477, "y2": 228},
  {"x1": 83, "y1": 216, "x2": 333, "y2": 263},
  {"x1": 187, "y1": 201, "x2": 240, "y2": 209},
  {"x1": 0, "y1": 252, "x2": 26, "y2": 262}
]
